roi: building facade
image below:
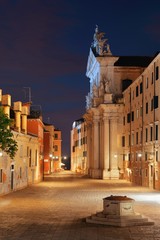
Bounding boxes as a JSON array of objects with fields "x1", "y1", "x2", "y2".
[
  {"x1": 71, "y1": 26, "x2": 160, "y2": 189},
  {"x1": 122, "y1": 53, "x2": 160, "y2": 189},
  {"x1": 53, "y1": 129, "x2": 62, "y2": 171},
  {"x1": 44, "y1": 124, "x2": 54, "y2": 174},
  {"x1": 0, "y1": 90, "x2": 40, "y2": 196},
  {"x1": 71, "y1": 118, "x2": 87, "y2": 173}
]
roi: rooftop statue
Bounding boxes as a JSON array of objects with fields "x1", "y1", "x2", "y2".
[{"x1": 92, "y1": 25, "x2": 112, "y2": 56}]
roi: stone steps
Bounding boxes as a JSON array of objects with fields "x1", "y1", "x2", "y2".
[{"x1": 86, "y1": 212, "x2": 154, "y2": 227}]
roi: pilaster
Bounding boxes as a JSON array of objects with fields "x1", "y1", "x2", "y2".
[{"x1": 110, "y1": 117, "x2": 119, "y2": 179}]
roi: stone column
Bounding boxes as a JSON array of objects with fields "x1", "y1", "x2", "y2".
[
  {"x1": 99, "y1": 118, "x2": 104, "y2": 170},
  {"x1": 86, "y1": 124, "x2": 92, "y2": 176},
  {"x1": 91, "y1": 117, "x2": 100, "y2": 178},
  {"x1": 110, "y1": 117, "x2": 119, "y2": 179},
  {"x1": 102, "y1": 116, "x2": 110, "y2": 179}
]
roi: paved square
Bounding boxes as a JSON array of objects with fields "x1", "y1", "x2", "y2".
[{"x1": 0, "y1": 171, "x2": 160, "y2": 240}]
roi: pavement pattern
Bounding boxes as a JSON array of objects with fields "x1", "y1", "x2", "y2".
[{"x1": 0, "y1": 171, "x2": 160, "y2": 240}]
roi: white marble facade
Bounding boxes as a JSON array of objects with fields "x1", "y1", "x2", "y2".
[{"x1": 83, "y1": 26, "x2": 150, "y2": 179}]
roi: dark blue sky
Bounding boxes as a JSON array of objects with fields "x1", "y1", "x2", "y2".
[{"x1": 0, "y1": 0, "x2": 160, "y2": 156}]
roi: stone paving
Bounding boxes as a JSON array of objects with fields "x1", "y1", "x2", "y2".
[{"x1": 0, "y1": 171, "x2": 160, "y2": 240}]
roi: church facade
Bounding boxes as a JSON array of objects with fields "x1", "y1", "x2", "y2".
[{"x1": 71, "y1": 26, "x2": 160, "y2": 189}]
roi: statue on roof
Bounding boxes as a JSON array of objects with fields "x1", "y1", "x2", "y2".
[{"x1": 92, "y1": 25, "x2": 112, "y2": 56}]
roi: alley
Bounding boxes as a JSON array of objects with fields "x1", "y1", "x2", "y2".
[{"x1": 0, "y1": 171, "x2": 160, "y2": 240}]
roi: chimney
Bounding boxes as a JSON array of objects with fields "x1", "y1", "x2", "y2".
[
  {"x1": 21, "y1": 106, "x2": 28, "y2": 134},
  {"x1": 2, "y1": 94, "x2": 11, "y2": 117},
  {"x1": 13, "y1": 101, "x2": 22, "y2": 132}
]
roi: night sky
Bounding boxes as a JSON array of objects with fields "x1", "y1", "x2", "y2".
[{"x1": 0, "y1": 0, "x2": 160, "y2": 156}]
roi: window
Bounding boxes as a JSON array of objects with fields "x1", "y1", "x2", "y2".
[
  {"x1": 154, "y1": 96, "x2": 158, "y2": 109},
  {"x1": 150, "y1": 126, "x2": 153, "y2": 141},
  {"x1": 128, "y1": 134, "x2": 130, "y2": 146},
  {"x1": 145, "y1": 152, "x2": 147, "y2": 161},
  {"x1": 136, "y1": 109, "x2": 139, "y2": 118},
  {"x1": 151, "y1": 72, "x2": 154, "y2": 84},
  {"x1": 155, "y1": 125, "x2": 158, "y2": 140},
  {"x1": 140, "y1": 106, "x2": 143, "y2": 116},
  {"x1": 54, "y1": 134, "x2": 58, "y2": 139},
  {"x1": 156, "y1": 66, "x2": 159, "y2": 80},
  {"x1": 123, "y1": 116, "x2": 125, "y2": 125},
  {"x1": 136, "y1": 86, "x2": 139, "y2": 97},
  {"x1": 146, "y1": 102, "x2": 148, "y2": 114},
  {"x1": 139, "y1": 169, "x2": 142, "y2": 176},
  {"x1": 83, "y1": 151, "x2": 87, "y2": 157},
  {"x1": 128, "y1": 153, "x2": 130, "y2": 161},
  {"x1": 140, "y1": 130, "x2": 142, "y2": 143},
  {"x1": 146, "y1": 77, "x2": 148, "y2": 88},
  {"x1": 131, "y1": 111, "x2": 134, "y2": 121},
  {"x1": 27, "y1": 146, "x2": 29, "y2": 157},
  {"x1": 54, "y1": 145, "x2": 58, "y2": 151},
  {"x1": 146, "y1": 128, "x2": 148, "y2": 142},
  {"x1": 0, "y1": 169, "x2": 2, "y2": 183},
  {"x1": 140, "y1": 82, "x2": 143, "y2": 94},
  {"x1": 131, "y1": 133, "x2": 134, "y2": 145},
  {"x1": 136, "y1": 132, "x2": 138, "y2": 144},
  {"x1": 77, "y1": 129, "x2": 81, "y2": 134},
  {"x1": 20, "y1": 145, "x2": 23, "y2": 157},
  {"x1": 122, "y1": 136, "x2": 125, "y2": 147},
  {"x1": 156, "y1": 151, "x2": 158, "y2": 162},
  {"x1": 127, "y1": 113, "x2": 131, "y2": 123}
]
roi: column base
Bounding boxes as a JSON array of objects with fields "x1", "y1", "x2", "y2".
[
  {"x1": 110, "y1": 169, "x2": 119, "y2": 179},
  {"x1": 102, "y1": 169, "x2": 119, "y2": 179},
  {"x1": 90, "y1": 169, "x2": 101, "y2": 179},
  {"x1": 102, "y1": 169, "x2": 111, "y2": 179}
]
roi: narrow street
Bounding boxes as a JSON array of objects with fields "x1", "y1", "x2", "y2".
[{"x1": 0, "y1": 171, "x2": 160, "y2": 240}]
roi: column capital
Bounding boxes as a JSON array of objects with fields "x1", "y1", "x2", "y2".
[{"x1": 103, "y1": 116, "x2": 109, "y2": 122}]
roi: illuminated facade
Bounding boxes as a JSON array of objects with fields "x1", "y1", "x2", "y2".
[
  {"x1": 71, "y1": 26, "x2": 160, "y2": 189},
  {"x1": 0, "y1": 90, "x2": 40, "y2": 196},
  {"x1": 71, "y1": 118, "x2": 87, "y2": 173},
  {"x1": 44, "y1": 124, "x2": 54, "y2": 174},
  {"x1": 122, "y1": 53, "x2": 160, "y2": 189},
  {"x1": 27, "y1": 118, "x2": 44, "y2": 181},
  {"x1": 53, "y1": 129, "x2": 62, "y2": 171}
]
